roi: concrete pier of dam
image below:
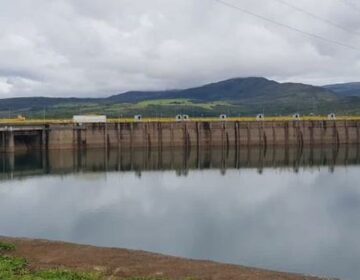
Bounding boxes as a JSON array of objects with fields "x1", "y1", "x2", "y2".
[{"x1": 0, "y1": 120, "x2": 360, "y2": 152}]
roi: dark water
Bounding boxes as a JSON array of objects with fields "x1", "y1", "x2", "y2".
[{"x1": 1, "y1": 146, "x2": 360, "y2": 280}]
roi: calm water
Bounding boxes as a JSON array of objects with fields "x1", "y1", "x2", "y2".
[{"x1": 1, "y1": 146, "x2": 360, "y2": 280}]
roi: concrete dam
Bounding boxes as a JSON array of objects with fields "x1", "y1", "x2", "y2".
[{"x1": 0, "y1": 120, "x2": 360, "y2": 152}]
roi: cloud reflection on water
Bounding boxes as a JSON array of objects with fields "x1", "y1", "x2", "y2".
[{"x1": 0, "y1": 167, "x2": 359, "y2": 279}]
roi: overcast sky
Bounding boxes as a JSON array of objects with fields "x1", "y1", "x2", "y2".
[{"x1": 0, "y1": 0, "x2": 360, "y2": 98}]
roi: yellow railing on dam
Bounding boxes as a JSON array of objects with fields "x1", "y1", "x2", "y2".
[{"x1": 0, "y1": 116, "x2": 360, "y2": 125}]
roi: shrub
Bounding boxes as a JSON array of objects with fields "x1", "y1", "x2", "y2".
[{"x1": 0, "y1": 241, "x2": 16, "y2": 252}]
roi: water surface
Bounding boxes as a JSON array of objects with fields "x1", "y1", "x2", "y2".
[{"x1": 0, "y1": 146, "x2": 359, "y2": 280}]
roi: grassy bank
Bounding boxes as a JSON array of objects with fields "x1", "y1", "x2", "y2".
[
  {"x1": 1, "y1": 241, "x2": 101, "y2": 279},
  {"x1": 0, "y1": 237, "x2": 329, "y2": 280},
  {"x1": 1, "y1": 242, "x2": 196, "y2": 280}
]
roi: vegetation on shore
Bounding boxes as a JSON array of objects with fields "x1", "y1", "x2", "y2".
[
  {"x1": 0, "y1": 242, "x2": 16, "y2": 252},
  {"x1": 0, "y1": 241, "x2": 98, "y2": 279}
]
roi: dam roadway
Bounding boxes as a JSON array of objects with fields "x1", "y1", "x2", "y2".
[{"x1": 0, "y1": 118, "x2": 360, "y2": 152}]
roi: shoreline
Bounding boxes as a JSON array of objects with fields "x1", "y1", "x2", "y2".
[{"x1": 0, "y1": 236, "x2": 334, "y2": 280}]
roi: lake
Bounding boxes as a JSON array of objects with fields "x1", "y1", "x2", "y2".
[{"x1": 0, "y1": 146, "x2": 360, "y2": 280}]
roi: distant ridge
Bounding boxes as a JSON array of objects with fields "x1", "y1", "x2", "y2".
[
  {"x1": 324, "y1": 82, "x2": 360, "y2": 97},
  {"x1": 0, "y1": 77, "x2": 359, "y2": 117}
]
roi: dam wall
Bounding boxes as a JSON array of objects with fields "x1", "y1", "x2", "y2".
[{"x1": 0, "y1": 120, "x2": 360, "y2": 152}]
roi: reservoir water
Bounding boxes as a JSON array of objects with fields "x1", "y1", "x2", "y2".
[{"x1": 0, "y1": 146, "x2": 360, "y2": 280}]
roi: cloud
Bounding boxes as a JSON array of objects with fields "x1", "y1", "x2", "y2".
[
  {"x1": 0, "y1": 0, "x2": 359, "y2": 97},
  {"x1": 0, "y1": 78, "x2": 12, "y2": 94}
]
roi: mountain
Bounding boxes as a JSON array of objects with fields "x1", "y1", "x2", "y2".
[
  {"x1": 108, "y1": 77, "x2": 336, "y2": 103},
  {"x1": 324, "y1": 82, "x2": 360, "y2": 97},
  {"x1": 0, "y1": 77, "x2": 359, "y2": 118}
]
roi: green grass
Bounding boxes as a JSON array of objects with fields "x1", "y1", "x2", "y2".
[
  {"x1": 0, "y1": 244, "x2": 101, "y2": 280},
  {"x1": 0, "y1": 256, "x2": 101, "y2": 279},
  {"x1": 0, "y1": 255, "x2": 27, "y2": 279},
  {"x1": 134, "y1": 99, "x2": 229, "y2": 110},
  {"x1": 135, "y1": 99, "x2": 195, "y2": 108},
  {"x1": 0, "y1": 241, "x2": 16, "y2": 252}
]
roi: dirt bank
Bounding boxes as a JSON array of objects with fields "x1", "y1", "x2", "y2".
[{"x1": 0, "y1": 237, "x2": 333, "y2": 280}]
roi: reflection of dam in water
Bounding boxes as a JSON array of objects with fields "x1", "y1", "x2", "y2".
[{"x1": 1, "y1": 144, "x2": 360, "y2": 179}]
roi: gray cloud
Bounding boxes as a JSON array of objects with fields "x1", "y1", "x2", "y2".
[{"x1": 0, "y1": 0, "x2": 360, "y2": 97}]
